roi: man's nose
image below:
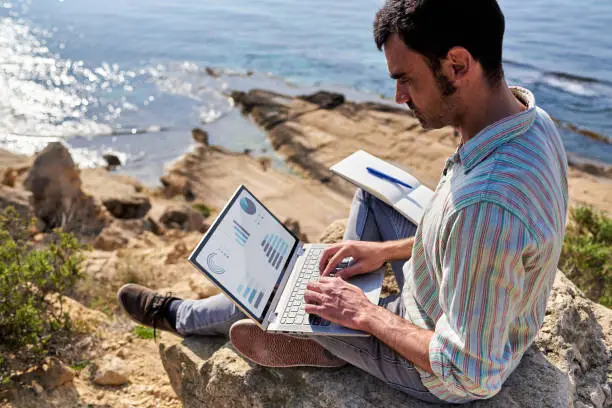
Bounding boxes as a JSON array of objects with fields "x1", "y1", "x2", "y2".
[{"x1": 395, "y1": 84, "x2": 410, "y2": 104}]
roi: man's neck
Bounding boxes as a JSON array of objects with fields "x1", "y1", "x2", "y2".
[{"x1": 456, "y1": 80, "x2": 526, "y2": 145}]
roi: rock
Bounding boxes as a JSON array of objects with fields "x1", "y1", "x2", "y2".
[
  {"x1": 23, "y1": 142, "x2": 107, "y2": 236},
  {"x1": 1, "y1": 168, "x2": 17, "y2": 187},
  {"x1": 94, "y1": 223, "x2": 129, "y2": 251},
  {"x1": 160, "y1": 174, "x2": 195, "y2": 201},
  {"x1": 283, "y1": 217, "x2": 309, "y2": 243},
  {"x1": 27, "y1": 357, "x2": 75, "y2": 391},
  {"x1": 205, "y1": 67, "x2": 219, "y2": 78},
  {"x1": 0, "y1": 185, "x2": 32, "y2": 220},
  {"x1": 102, "y1": 196, "x2": 151, "y2": 219},
  {"x1": 158, "y1": 221, "x2": 611, "y2": 408},
  {"x1": 93, "y1": 356, "x2": 130, "y2": 386},
  {"x1": 298, "y1": 90, "x2": 346, "y2": 109},
  {"x1": 257, "y1": 156, "x2": 271, "y2": 171},
  {"x1": 318, "y1": 219, "x2": 347, "y2": 244},
  {"x1": 192, "y1": 128, "x2": 209, "y2": 145},
  {"x1": 102, "y1": 153, "x2": 122, "y2": 170},
  {"x1": 159, "y1": 205, "x2": 207, "y2": 232},
  {"x1": 145, "y1": 215, "x2": 166, "y2": 236},
  {"x1": 165, "y1": 241, "x2": 189, "y2": 265}
]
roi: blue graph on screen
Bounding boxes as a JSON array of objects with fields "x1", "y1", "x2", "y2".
[
  {"x1": 233, "y1": 220, "x2": 250, "y2": 246},
  {"x1": 206, "y1": 252, "x2": 225, "y2": 275},
  {"x1": 239, "y1": 197, "x2": 256, "y2": 215},
  {"x1": 261, "y1": 234, "x2": 289, "y2": 270}
]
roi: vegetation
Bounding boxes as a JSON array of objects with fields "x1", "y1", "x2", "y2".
[
  {"x1": 559, "y1": 206, "x2": 612, "y2": 307},
  {"x1": 0, "y1": 207, "x2": 85, "y2": 384},
  {"x1": 133, "y1": 325, "x2": 155, "y2": 340},
  {"x1": 192, "y1": 203, "x2": 212, "y2": 219}
]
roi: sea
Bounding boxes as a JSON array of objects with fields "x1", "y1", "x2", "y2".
[{"x1": 1, "y1": 0, "x2": 611, "y2": 185}]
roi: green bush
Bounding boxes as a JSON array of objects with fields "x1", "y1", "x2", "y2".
[
  {"x1": 0, "y1": 207, "x2": 85, "y2": 383},
  {"x1": 559, "y1": 206, "x2": 612, "y2": 307},
  {"x1": 192, "y1": 203, "x2": 212, "y2": 218}
]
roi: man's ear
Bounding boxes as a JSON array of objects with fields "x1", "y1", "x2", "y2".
[{"x1": 443, "y1": 47, "x2": 472, "y2": 83}]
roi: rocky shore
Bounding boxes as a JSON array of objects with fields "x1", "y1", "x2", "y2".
[{"x1": 0, "y1": 88, "x2": 610, "y2": 408}]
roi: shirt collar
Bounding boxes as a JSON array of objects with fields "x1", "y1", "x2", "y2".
[{"x1": 458, "y1": 86, "x2": 536, "y2": 173}]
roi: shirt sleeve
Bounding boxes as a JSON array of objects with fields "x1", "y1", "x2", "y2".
[{"x1": 425, "y1": 201, "x2": 531, "y2": 401}]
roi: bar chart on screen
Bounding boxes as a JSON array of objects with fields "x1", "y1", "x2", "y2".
[
  {"x1": 237, "y1": 283, "x2": 264, "y2": 308},
  {"x1": 261, "y1": 234, "x2": 289, "y2": 270},
  {"x1": 233, "y1": 219, "x2": 250, "y2": 247}
]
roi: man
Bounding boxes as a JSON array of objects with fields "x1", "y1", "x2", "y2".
[{"x1": 118, "y1": 0, "x2": 568, "y2": 403}]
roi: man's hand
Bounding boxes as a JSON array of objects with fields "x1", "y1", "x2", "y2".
[
  {"x1": 304, "y1": 277, "x2": 376, "y2": 331},
  {"x1": 319, "y1": 241, "x2": 387, "y2": 279}
]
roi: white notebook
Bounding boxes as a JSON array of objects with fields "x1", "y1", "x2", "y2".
[{"x1": 330, "y1": 150, "x2": 434, "y2": 225}]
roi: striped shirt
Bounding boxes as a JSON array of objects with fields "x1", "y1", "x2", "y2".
[{"x1": 402, "y1": 87, "x2": 568, "y2": 402}]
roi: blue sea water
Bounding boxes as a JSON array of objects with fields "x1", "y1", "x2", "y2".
[{"x1": 1, "y1": 0, "x2": 611, "y2": 184}]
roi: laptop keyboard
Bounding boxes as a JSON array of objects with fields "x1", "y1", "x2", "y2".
[{"x1": 280, "y1": 247, "x2": 332, "y2": 326}]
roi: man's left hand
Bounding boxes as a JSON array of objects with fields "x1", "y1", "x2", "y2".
[{"x1": 304, "y1": 277, "x2": 375, "y2": 331}]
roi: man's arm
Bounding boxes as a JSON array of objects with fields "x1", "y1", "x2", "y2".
[
  {"x1": 362, "y1": 304, "x2": 434, "y2": 374},
  {"x1": 319, "y1": 237, "x2": 415, "y2": 277}
]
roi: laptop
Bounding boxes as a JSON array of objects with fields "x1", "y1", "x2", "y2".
[{"x1": 188, "y1": 185, "x2": 385, "y2": 336}]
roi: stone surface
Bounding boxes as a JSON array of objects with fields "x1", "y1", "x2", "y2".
[
  {"x1": 102, "y1": 153, "x2": 122, "y2": 170},
  {"x1": 283, "y1": 217, "x2": 309, "y2": 243},
  {"x1": 23, "y1": 142, "x2": 107, "y2": 235},
  {"x1": 191, "y1": 128, "x2": 209, "y2": 145},
  {"x1": 27, "y1": 357, "x2": 75, "y2": 391},
  {"x1": 0, "y1": 185, "x2": 32, "y2": 220},
  {"x1": 102, "y1": 195, "x2": 152, "y2": 219},
  {"x1": 158, "y1": 221, "x2": 611, "y2": 408},
  {"x1": 159, "y1": 204, "x2": 207, "y2": 232},
  {"x1": 298, "y1": 90, "x2": 346, "y2": 109},
  {"x1": 93, "y1": 223, "x2": 130, "y2": 251},
  {"x1": 93, "y1": 356, "x2": 130, "y2": 386},
  {"x1": 160, "y1": 173, "x2": 195, "y2": 201}
]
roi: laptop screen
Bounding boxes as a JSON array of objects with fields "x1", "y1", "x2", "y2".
[{"x1": 189, "y1": 186, "x2": 299, "y2": 323}]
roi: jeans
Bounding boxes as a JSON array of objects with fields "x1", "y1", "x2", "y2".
[{"x1": 175, "y1": 189, "x2": 442, "y2": 403}]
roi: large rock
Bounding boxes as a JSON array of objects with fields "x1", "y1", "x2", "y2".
[
  {"x1": 159, "y1": 204, "x2": 207, "y2": 233},
  {"x1": 102, "y1": 195, "x2": 151, "y2": 219},
  {"x1": 23, "y1": 142, "x2": 107, "y2": 235},
  {"x1": 92, "y1": 356, "x2": 130, "y2": 386},
  {"x1": 158, "y1": 221, "x2": 611, "y2": 408}
]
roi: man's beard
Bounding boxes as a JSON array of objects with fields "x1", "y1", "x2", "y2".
[{"x1": 409, "y1": 71, "x2": 456, "y2": 129}]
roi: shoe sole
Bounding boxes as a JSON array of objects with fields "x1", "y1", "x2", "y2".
[{"x1": 229, "y1": 320, "x2": 346, "y2": 368}]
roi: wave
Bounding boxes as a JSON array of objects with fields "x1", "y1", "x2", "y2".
[{"x1": 504, "y1": 58, "x2": 612, "y2": 87}]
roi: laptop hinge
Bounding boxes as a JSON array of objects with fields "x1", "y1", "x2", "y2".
[{"x1": 262, "y1": 242, "x2": 304, "y2": 329}]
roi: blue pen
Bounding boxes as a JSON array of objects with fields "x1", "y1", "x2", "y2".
[{"x1": 366, "y1": 167, "x2": 413, "y2": 189}]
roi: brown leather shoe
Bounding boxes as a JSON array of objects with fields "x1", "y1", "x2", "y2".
[
  {"x1": 117, "y1": 284, "x2": 181, "y2": 337},
  {"x1": 229, "y1": 320, "x2": 346, "y2": 368}
]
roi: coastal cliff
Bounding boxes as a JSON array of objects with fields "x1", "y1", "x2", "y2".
[{"x1": 1, "y1": 89, "x2": 610, "y2": 408}]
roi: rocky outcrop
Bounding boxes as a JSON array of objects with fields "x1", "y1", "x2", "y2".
[
  {"x1": 0, "y1": 185, "x2": 32, "y2": 220},
  {"x1": 192, "y1": 128, "x2": 209, "y2": 145},
  {"x1": 159, "y1": 204, "x2": 207, "y2": 233},
  {"x1": 158, "y1": 221, "x2": 611, "y2": 408},
  {"x1": 232, "y1": 89, "x2": 612, "y2": 215},
  {"x1": 23, "y1": 142, "x2": 108, "y2": 235},
  {"x1": 102, "y1": 196, "x2": 151, "y2": 219}
]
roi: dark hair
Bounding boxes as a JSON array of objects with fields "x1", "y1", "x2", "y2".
[{"x1": 374, "y1": 0, "x2": 505, "y2": 85}]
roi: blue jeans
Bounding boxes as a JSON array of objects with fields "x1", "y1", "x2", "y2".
[{"x1": 175, "y1": 189, "x2": 442, "y2": 403}]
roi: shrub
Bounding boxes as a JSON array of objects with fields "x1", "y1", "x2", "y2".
[
  {"x1": 559, "y1": 206, "x2": 612, "y2": 307},
  {"x1": 192, "y1": 203, "x2": 212, "y2": 219},
  {"x1": 0, "y1": 207, "x2": 85, "y2": 383}
]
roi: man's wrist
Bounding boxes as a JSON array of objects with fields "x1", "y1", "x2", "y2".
[
  {"x1": 380, "y1": 237, "x2": 414, "y2": 261},
  {"x1": 357, "y1": 302, "x2": 387, "y2": 334}
]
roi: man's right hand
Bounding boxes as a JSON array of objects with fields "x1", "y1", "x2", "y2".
[{"x1": 319, "y1": 241, "x2": 388, "y2": 279}]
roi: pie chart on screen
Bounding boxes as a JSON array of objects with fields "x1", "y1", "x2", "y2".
[{"x1": 240, "y1": 197, "x2": 256, "y2": 215}]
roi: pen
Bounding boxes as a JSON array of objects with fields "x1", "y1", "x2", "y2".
[{"x1": 366, "y1": 167, "x2": 413, "y2": 189}]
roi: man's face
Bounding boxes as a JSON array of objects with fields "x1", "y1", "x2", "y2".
[{"x1": 384, "y1": 34, "x2": 456, "y2": 129}]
